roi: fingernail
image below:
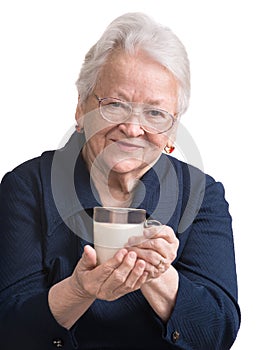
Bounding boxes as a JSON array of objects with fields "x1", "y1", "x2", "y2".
[
  {"x1": 128, "y1": 251, "x2": 137, "y2": 259},
  {"x1": 137, "y1": 260, "x2": 145, "y2": 269}
]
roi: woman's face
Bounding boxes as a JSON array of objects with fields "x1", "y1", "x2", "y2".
[{"x1": 76, "y1": 50, "x2": 179, "y2": 176}]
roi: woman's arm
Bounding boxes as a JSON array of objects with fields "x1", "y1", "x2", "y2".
[
  {"x1": 0, "y1": 170, "x2": 76, "y2": 350},
  {"x1": 140, "y1": 265, "x2": 179, "y2": 322},
  {"x1": 0, "y1": 169, "x2": 148, "y2": 348},
  {"x1": 131, "y1": 177, "x2": 241, "y2": 349}
]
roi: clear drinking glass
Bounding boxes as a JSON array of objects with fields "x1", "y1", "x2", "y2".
[{"x1": 93, "y1": 207, "x2": 146, "y2": 264}]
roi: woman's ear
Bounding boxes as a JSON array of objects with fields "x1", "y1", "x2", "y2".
[
  {"x1": 167, "y1": 114, "x2": 180, "y2": 142},
  {"x1": 163, "y1": 114, "x2": 181, "y2": 154},
  {"x1": 75, "y1": 95, "x2": 85, "y2": 132},
  {"x1": 171, "y1": 113, "x2": 180, "y2": 137}
]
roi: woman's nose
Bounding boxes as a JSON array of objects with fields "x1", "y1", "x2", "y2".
[
  {"x1": 119, "y1": 118, "x2": 144, "y2": 137},
  {"x1": 118, "y1": 114, "x2": 145, "y2": 137}
]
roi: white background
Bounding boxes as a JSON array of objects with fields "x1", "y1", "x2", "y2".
[{"x1": 0, "y1": 1, "x2": 256, "y2": 348}]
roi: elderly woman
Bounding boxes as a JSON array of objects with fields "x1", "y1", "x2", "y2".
[{"x1": 0, "y1": 12, "x2": 240, "y2": 350}]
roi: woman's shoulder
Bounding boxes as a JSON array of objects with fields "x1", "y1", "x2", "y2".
[
  {"x1": 167, "y1": 154, "x2": 217, "y2": 187},
  {"x1": 164, "y1": 154, "x2": 228, "y2": 211},
  {"x1": 1, "y1": 150, "x2": 55, "y2": 188}
]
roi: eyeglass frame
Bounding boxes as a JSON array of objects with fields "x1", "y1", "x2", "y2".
[{"x1": 94, "y1": 93, "x2": 177, "y2": 134}]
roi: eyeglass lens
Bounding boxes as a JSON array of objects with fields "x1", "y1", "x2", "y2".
[{"x1": 99, "y1": 98, "x2": 173, "y2": 134}]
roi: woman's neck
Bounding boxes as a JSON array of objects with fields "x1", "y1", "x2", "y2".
[
  {"x1": 82, "y1": 148, "x2": 145, "y2": 207},
  {"x1": 93, "y1": 167, "x2": 142, "y2": 208}
]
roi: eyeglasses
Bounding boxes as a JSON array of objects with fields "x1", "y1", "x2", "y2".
[{"x1": 94, "y1": 94, "x2": 176, "y2": 134}]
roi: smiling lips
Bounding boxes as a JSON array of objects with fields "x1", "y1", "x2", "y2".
[{"x1": 113, "y1": 140, "x2": 145, "y2": 152}]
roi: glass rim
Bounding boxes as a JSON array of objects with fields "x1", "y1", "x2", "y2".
[{"x1": 93, "y1": 206, "x2": 146, "y2": 213}]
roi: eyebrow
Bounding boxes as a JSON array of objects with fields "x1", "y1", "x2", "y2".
[
  {"x1": 114, "y1": 92, "x2": 166, "y2": 106},
  {"x1": 145, "y1": 98, "x2": 166, "y2": 106}
]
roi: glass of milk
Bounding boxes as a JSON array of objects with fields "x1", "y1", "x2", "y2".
[{"x1": 93, "y1": 207, "x2": 146, "y2": 264}]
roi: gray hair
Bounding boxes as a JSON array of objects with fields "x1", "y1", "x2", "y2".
[{"x1": 76, "y1": 12, "x2": 190, "y2": 115}]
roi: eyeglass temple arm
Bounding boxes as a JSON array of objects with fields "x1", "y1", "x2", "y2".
[{"x1": 94, "y1": 93, "x2": 102, "y2": 107}]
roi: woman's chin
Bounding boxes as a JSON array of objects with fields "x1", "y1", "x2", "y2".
[{"x1": 108, "y1": 159, "x2": 147, "y2": 175}]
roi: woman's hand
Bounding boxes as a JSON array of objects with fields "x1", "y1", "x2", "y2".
[
  {"x1": 70, "y1": 245, "x2": 148, "y2": 301},
  {"x1": 49, "y1": 226, "x2": 178, "y2": 329},
  {"x1": 49, "y1": 246, "x2": 148, "y2": 329},
  {"x1": 125, "y1": 225, "x2": 179, "y2": 278}
]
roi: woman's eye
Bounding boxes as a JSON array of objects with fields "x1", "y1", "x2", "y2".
[
  {"x1": 150, "y1": 110, "x2": 160, "y2": 116},
  {"x1": 146, "y1": 109, "x2": 165, "y2": 118},
  {"x1": 109, "y1": 102, "x2": 122, "y2": 108}
]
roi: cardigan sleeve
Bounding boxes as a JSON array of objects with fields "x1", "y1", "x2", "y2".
[
  {"x1": 0, "y1": 171, "x2": 77, "y2": 350},
  {"x1": 159, "y1": 175, "x2": 241, "y2": 349}
]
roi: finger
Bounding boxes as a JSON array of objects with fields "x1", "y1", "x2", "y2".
[
  {"x1": 96, "y1": 251, "x2": 137, "y2": 299},
  {"x1": 126, "y1": 230, "x2": 171, "y2": 247},
  {"x1": 78, "y1": 245, "x2": 97, "y2": 271},
  {"x1": 109, "y1": 251, "x2": 137, "y2": 284},
  {"x1": 133, "y1": 270, "x2": 149, "y2": 289},
  {"x1": 120, "y1": 258, "x2": 146, "y2": 289},
  {"x1": 144, "y1": 225, "x2": 176, "y2": 243},
  {"x1": 104, "y1": 248, "x2": 129, "y2": 269},
  {"x1": 126, "y1": 226, "x2": 177, "y2": 248},
  {"x1": 142, "y1": 260, "x2": 161, "y2": 278},
  {"x1": 129, "y1": 235, "x2": 173, "y2": 260},
  {"x1": 126, "y1": 235, "x2": 147, "y2": 247},
  {"x1": 126, "y1": 243, "x2": 174, "y2": 279},
  {"x1": 128, "y1": 244, "x2": 166, "y2": 265},
  {"x1": 112, "y1": 259, "x2": 148, "y2": 298},
  {"x1": 71, "y1": 248, "x2": 129, "y2": 300},
  {"x1": 94, "y1": 248, "x2": 129, "y2": 284},
  {"x1": 126, "y1": 235, "x2": 178, "y2": 268}
]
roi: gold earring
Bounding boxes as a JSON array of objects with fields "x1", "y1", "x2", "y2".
[{"x1": 164, "y1": 145, "x2": 175, "y2": 154}]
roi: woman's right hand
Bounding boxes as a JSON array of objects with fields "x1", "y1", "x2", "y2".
[
  {"x1": 49, "y1": 246, "x2": 148, "y2": 329},
  {"x1": 70, "y1": 245, "x2": 148, "y2": 301}
]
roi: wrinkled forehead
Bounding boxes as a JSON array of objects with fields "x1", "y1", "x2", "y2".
[
  {"x1": 98, "y1": 48, "x2": 172, "y2": 81},
  {"x1": 95, "y1": 49, "x2": 178, "y2": 109}
]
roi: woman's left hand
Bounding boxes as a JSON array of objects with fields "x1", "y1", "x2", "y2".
[{"x1": 126, "y1": 225, "x2": 179, "y2": 279}]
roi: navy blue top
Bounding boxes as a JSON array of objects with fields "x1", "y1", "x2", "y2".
[{"x1": 0, "y1": 132, "x2": 240, "y2": 349}]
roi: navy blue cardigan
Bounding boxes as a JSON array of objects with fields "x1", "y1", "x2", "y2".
[{"x1": 0, "y1": 133, "x2": 240, "y2": 349}]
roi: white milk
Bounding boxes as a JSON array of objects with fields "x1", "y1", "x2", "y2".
[{"x1": 93, "y1": 221, "x2": 144, "y2": 264}]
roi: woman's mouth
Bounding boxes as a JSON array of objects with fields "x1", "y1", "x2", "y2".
[{"x1": 113, "y1": 140, "x2": 145, "y2": 152}]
